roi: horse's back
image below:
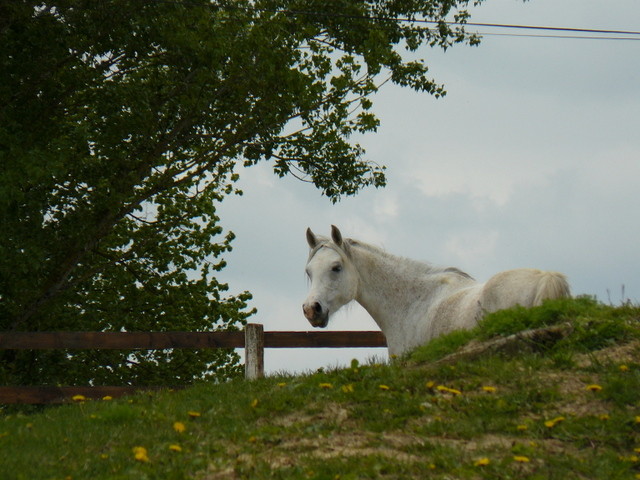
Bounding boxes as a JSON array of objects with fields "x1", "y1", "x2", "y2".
[{"x1": 480, "y1": 268, "x2": 570, "y2": 313}]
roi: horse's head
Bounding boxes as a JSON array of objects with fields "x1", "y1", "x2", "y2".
[{"x1": 303, "y1": 225, "x2": 359, "y2": 328}]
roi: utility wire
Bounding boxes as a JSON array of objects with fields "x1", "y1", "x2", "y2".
[
  {"x1": 152, "y1": 1, "x2": 640, "y2": 41},
  {"x1": 475, "y1": 32, "x2": 640, "y2": 41}
]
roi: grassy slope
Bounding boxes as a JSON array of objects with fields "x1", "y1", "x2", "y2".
[{"x1": 1, "y1": 298, "x2": 640, "y2": 480}]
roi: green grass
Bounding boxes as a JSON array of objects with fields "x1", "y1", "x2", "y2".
[{"x1": 2, "y1": 298, "x2": 640, "y2": 479}]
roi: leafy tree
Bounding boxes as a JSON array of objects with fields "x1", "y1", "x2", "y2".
[{"x1": 0, "y1": 0, "x2": 481, "y2": 386}]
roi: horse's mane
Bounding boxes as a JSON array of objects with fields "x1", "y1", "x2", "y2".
[{"x1": 345, "y1": 238, "x2": 474, "y2": 280}]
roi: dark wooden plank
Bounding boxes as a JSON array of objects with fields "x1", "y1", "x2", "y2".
[
  {"x1": 264, "y1": 331, "x2": 386, "y2": 348},
  {"x1": 0, "y1": 386, "x2": 173, "y2": 404},
  {"x1": 0, "y1": 331, "x2": 245, "y2": 349},
  {"x1": 0, "y1": 330, "x2": 386, "y2": 350}
]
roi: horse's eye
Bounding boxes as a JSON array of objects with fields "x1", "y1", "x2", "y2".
[{"x1": 331, "y1": 264, "x2": 342, "y2": 273}]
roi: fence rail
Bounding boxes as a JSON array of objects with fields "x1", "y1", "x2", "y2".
[{"x1": 0, "y1": 325, "x2": 386, "y2": 404}]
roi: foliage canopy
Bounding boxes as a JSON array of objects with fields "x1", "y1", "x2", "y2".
[{"x1": 0, "y1": 0, "x2": 481, "y2": 386}]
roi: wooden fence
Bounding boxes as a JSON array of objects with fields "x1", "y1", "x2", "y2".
[{"x1": 0, "y1": 324, "x2": 386, "y2": 404}]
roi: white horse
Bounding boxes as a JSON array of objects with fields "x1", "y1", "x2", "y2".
[{"x1": 302, "y1": 225, "x2": 570, "y2": 356}]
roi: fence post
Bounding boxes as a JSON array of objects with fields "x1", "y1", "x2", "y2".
[{"x1": 244, "y1": 323, "x2": 264, "y2": 380}]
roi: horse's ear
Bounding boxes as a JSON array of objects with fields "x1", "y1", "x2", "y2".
[
  {"x1": 330, "y1": 225, "x2": 343, "y2": 246},
  {"x1": 306, "y1": 228, "x2": 318, "y2": 249}
]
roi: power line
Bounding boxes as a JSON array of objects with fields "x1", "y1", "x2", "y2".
[
  {"x1": 154, "y1": 2, "x2": 640, "y2": 41},
  {"x1": 474, "y1": 31, "x2": 640, "y2": 41},
  {"x1": 446, "y1": 21, "x2": 640, "y2": 37},
  {"x1": 461, "y1": 21, "x2": 640, "y2": 41}
]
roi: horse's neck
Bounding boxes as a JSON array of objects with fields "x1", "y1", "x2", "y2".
[{"x1": 349, "y1": 242, "x2": 443, "y2": 337}]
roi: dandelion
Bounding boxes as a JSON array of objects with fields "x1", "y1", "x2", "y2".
[
  {"x1": 72, "y1": 395, "x2": 86, "y2": 402},
  {"x1": 517, "y1": 424, "x2": 528, "y2": 431},
  {"x1": 169, "y1": 444, "x2": 182, "y2": 452},
  {"x1": 378, "y1": 384, "x2": 390, "y2": 391},
  {"x1": 187, "y1": 411, "x2": 201, "y2": 418},
  {"x1": 436, "y1": 385, "x2": 461, "y2": 395},
  {"x1": 173, "y1": 421, "x2": 186, "y2": 433},
  {"x1": 474, "y1": 457, "x2": 490, "y2": 467},
  {"x1": 619, "y1": 365, "x2": 629, "y2": 372},
  {"x1": 513, "y1": 456, "x2": 530, "y2": 463},
  {"x1": 319, "y1": 383, "x2": 333, "y2": 389},
  {"x1": 482, "y1": 386, "x2": 497, "y2": 393},
  {"x1": 250, "y1": 398, "x2": 259, "y2": 408},
  {"x1": 341, "y1": 384, "x2": 354, "y2": 393},
  {"x1": 544, "y1": 416, "x2": 565, "y2": 428},
  {"x1": 425, "y1": 381, "x2": 436, "y2": 389},
  {"x1": 586, "y1": 384, "x2": 603, "y2": 392},
  {"x1": 619, "y1": 455, "x2": 639, "y2": 463},
  {"x1": 132, "y1": 446, "x2": 149, "y2": 463},
  {"x1": 276, "y1": 382, "x2": 287, "y2": 388},
  {"x1": 102, "y1": 396, "x2": 113, "y2": 401}
]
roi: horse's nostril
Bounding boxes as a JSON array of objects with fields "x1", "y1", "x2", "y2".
[{"x1": 313, "y1": 302, "x2": 322, "y2": 314}]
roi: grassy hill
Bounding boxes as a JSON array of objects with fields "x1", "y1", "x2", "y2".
[{"x1": 1, "y1": 297, "x2": 639, "y2": 479}]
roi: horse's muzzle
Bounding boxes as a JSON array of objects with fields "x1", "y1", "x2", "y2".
[{"x1": 303, "y1": 301, "x2": 329, "y2": 328}]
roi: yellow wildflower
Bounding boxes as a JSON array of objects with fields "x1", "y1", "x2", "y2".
[
  {"x1": 634, "y1": 447, "x2": 640, "y2": 454},
  {"x1": 173, "y1": 421, "x2": 186, "y2": 433},
  {"x1": 425, "y1": 381, "x2": 436, "y2": 389},
  {"x1": 513, "y1": 456, "x2": 530, "y2": 463},
  {"x1": 277, "y1": 382, "x2": 287, "y2": 388},
  {"x1": 319, "y1": 383, "x2": 333, "y2": 389},
  {"x1": 378, "y1": 384, "x2": 390, "y2": 391},
  {"x1": 132, "y1": 446, "x2": 149, "y2": 463},
  {"x1": 599, "y1": 414, "x2": 610, "y2": 421},
  {"x1": 619, "y1": 365, "x2": 629, "y2": 372},
  {"x1": 169, "y1": 444, "x2": 182, "y2": 452},
  {"x1": 517, "y1": 424, "x2": 528, "y2": 431},
  {"x1": 635, "y1": 416, "x2": 640, "y2": 424},
  {"x1": 474, "y1": 457, "x2": 490, "y2": 467},
  {"x1": 436, "y1": 385, "x2": 461, "y2": 395},
  {"x1": 544, "y1": 416, "x2": 565, "y2": 428},
  {"x1": 250, "y1": 398, "x2": 259, "y2": 408},
  {"x1": 72, "y1": 395, "x2": 86, "y2": 402},
  {"x1": 482, "y1": 386, "x2": 497, "y2": 393},
  {"x1": 585, "y1": 384, "x2": 603, "y2": 392},
  {"x1": 187, "y1": 411, "x2": 201, "y2": 418},
  {"x1": 619, "y1": 455, "x2": 639, "y2": 463},
  {"x1": 341, "y1": 384, "x2": 354, "y2": 393},
  {"x1": 102, "y1": 396, "x2": 113, "y2": 401}
]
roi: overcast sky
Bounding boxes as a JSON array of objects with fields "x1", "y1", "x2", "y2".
[{"x1": 216, "y1": 0, "x2": 640, "y2": 374}]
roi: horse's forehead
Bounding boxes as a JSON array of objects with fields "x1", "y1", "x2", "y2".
[{"x1": 307, "y1": 244, "x2": 344, "y2": 267}]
